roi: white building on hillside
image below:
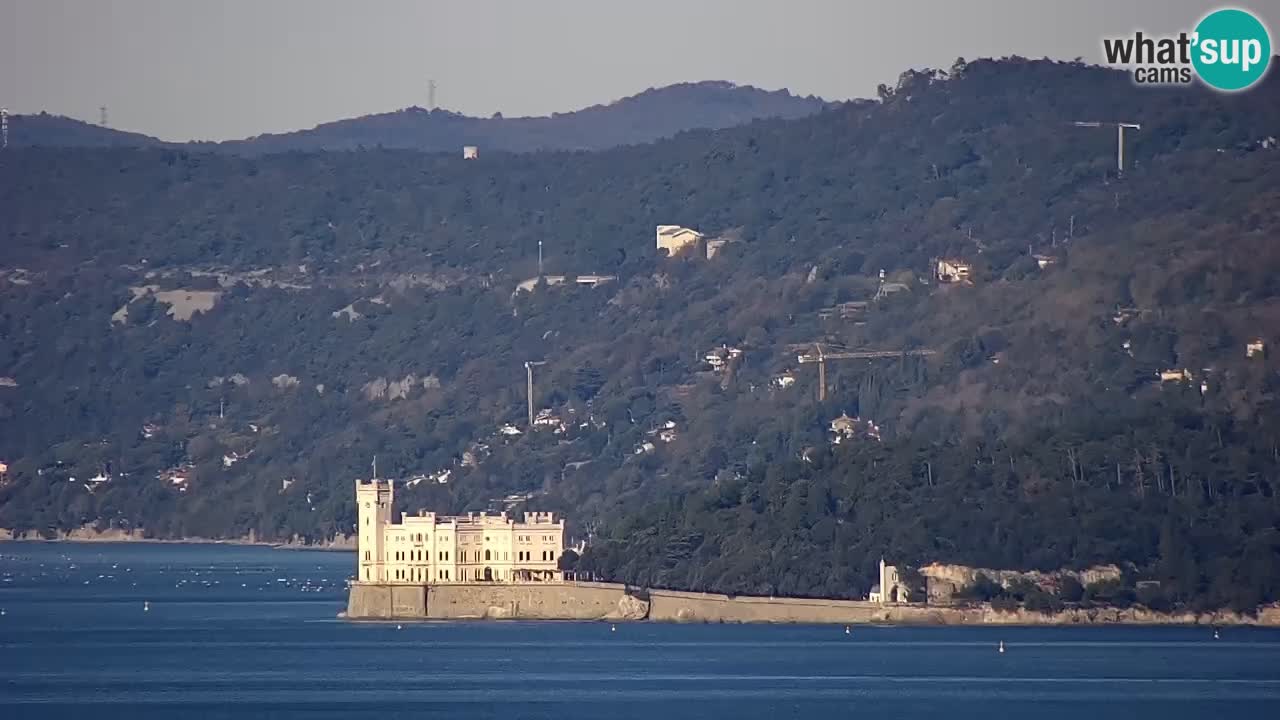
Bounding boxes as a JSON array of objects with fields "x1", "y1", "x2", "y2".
[
  {"x1": 356, "y1": 479, "x2": 565, "y2": 585},
  {"x1": 868, "y1": 558, "x2": 910, "y2": 604}
]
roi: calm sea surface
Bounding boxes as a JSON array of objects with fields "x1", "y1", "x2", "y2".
[{"x1": 1, "y1": 542, "x2": 1278, "y2": 719}]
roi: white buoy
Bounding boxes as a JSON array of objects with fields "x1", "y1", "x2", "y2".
[
  {"x1": 1214, "y1": 629, "x2": 1220, "y2": 639},
  {"x1": 611, "y1": 624, "x2": 617, "y2": 632},
  {"x1": 143, "y1": 601, "x2": 150, "y2": 612},
  {"x1": 998, "y1": 640, "x2": 1005, "y2": 654},
  {"x1": 844, "y1": 625, "x2": 851, "y2": 634},
  {"x1": 396, "y1": 624, "x2": 403, "y2": 630}
]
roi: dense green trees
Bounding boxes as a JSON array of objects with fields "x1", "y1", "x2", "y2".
[{"x1": 2, "y1": 59, "x2": 1279, "y2": 610}]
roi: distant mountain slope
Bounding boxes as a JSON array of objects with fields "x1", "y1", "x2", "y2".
[
  {"x1": 9, "y1": 82, "x2": 829, "y2": 153},
  {"x1": 6, "y1": 112, "x2": 167, "y2": 149},
  {"x1": 213, "y1": 81, "x2": 829, "y2": 153}
]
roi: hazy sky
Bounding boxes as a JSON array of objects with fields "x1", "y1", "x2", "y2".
[{"x1": 2, "y1": 0, "x2": 1277, "y2": 141}]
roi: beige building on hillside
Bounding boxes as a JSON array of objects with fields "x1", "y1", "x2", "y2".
[
  {"x1": 656, "y1": 225, "x2": 705, "y2": 256},
  {"x1": 356, "y1": 479, "x2": 565, "y2": 584}
]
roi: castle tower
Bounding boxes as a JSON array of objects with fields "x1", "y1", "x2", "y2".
[{"x1": 356, "y1": 479, "x2": 394, "y2": 582}]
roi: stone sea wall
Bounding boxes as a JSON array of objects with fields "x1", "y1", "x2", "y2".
[
  {"x1": 345, "y1": 581, "x2": 647, "y2": 621},
  {"x1": 344, "y1": 582, "x2": 1280, "y2": 627}
]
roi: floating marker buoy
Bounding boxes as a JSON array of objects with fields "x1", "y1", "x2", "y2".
[
  {"x1": 1214, "y1": 629, "x2": 1220, "y2": 639},
  {"x1": 611, "y1": 625, "x2": 617, "y2": 632},
  {"x1": 396, "y1": 624, "x2": 403, "y2": 630},
  {"x1": 143, "y1": 601, "x2": 150, "y2": 612},
  {"x1": 845, "y1": 625, "x2": 851, "y2": 634},
  {"x1": 998, "y1": 641, "x2": 1005, "y2": 654}
]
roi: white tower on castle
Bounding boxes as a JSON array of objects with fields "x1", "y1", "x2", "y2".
[{"x1": 356, "y1": 477, "x2": 394, "y2": 582}]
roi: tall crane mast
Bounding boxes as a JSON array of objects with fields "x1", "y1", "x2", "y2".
[
  {"x1": 524, "y1": 360, "x2": 548, "y2": 428},
  {"x1": 1072, "y1": 121, "x2": 1142, "y2": 174}
]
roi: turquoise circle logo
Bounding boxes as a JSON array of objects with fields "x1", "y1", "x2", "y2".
[{"x1": 1192, "y1": 8, "x2": 1272, "y2": 91}]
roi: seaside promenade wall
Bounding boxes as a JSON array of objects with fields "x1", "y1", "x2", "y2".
[
  {"x1": 346, "y1": 582, "x2": 1280, "y2": 626},
  {"x1": 647, "y1": 588, "x2": 882, "y2": 623}
]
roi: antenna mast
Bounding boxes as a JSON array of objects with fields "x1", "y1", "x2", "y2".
[
  {"x1": 100, "y1": 106, "x2": 108, "y2": 127},
  {"x1": 1, "y1": 108, "x2": 7, "y2": 149},
  {"x1": 427, "y1": 80, "x2": 437, "y2": 111}
]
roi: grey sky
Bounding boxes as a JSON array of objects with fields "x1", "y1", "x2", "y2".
[{"x1": 2, "y1": 0, "x2": 1277, "y2": 141}]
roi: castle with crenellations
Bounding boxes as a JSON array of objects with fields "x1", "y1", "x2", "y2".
[{"x1": 355, "y1": 478, "x2": 565, "y2": 584}]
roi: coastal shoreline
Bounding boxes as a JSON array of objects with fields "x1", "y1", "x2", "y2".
[
  {"x1": 0, "y1": 527, "x2": 355, "y2": 552},
  {"x1": 343, "y1": 581, "x2": 1280, "y2": 628}
]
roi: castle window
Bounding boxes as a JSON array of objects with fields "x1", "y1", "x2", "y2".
[
  {"x1": 485, "y1": 549, "x2": 491, "y2": 561},
  {"x1": 549, "y1": 551, "x2": 555, "y2": 562}
]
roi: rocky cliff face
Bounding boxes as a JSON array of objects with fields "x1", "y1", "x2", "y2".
[{"x1": 920, "y1": 562, "x2": 1123, "y2": 596}]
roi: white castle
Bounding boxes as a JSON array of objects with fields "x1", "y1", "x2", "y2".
[{"x1": 356, "y1": 479, "x2": 565, "y2": 584}]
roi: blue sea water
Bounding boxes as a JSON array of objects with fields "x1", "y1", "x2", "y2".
[{"x1": 1, "y1": 543, "x2": 1278, "y2": 719}]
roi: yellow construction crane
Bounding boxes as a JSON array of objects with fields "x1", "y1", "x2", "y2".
[{"x1": 795, "y1": 344, "x2": 937, "y2": 401}]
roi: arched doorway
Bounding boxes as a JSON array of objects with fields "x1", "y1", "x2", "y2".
[{"x1": 483, "y1": 567, "x2": 493, "y2": 582}]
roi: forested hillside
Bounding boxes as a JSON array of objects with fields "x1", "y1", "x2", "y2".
[
  {"x1": 7, "y1": 82, "x2": 827, "y2": 153},
  {"x1": 2, "y1": 58, "x2": 1280, "y2": 611},
  {"x1": 7, "y1": 112, "x2": 167, "y2": 148}
]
